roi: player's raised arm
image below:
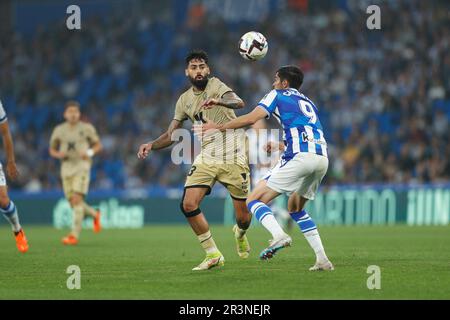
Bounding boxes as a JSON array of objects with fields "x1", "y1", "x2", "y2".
[
  {"x1": 137, "y1": 119, "x2": 183, "y2": 160},
  {"x1": 0, "y1": 120, "x2": 19, "y2": 180},
  {"x1": 202, "y1": 91, "x2": 245, "y2": 110},
  {"x1": 197, "y1": 88, "x2": 276, "y2": 134},
  {"x1": 194, "y1": 107, "x2": 267, "y2": 136}
]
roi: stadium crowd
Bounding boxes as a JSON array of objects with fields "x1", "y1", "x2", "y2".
[{"x1": 0, "y1": 0, "x2": 448, "y2": 192}]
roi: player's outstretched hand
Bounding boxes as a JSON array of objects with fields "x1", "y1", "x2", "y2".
[
  {"x1": 192, "y1": 118, "x2": 220, "y2": 137},
  {"x1": 264, "y1": 141, "x2": 278, "y2": 154},
  {"x1": 264, "y1": 141, "x2": 283, "y2": 154},
  {"x1": 6, "y1": 161, "x2": 19, "y2": 180},
  {"x1": 137, "y1": 143, "x2": 152, "y2": 160},
  {"x1": 201, "y1": 98, "x2": 219, "y2": 110}
]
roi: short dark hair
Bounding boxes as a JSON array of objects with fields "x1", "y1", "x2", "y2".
[
  {"x1": 277, "y1": 65, "x2": 304, "y2": 89},
  {"x1": 185, "y1": 50, "x2": 209, "y2": 65},
  {"x1": 65, "y1": 100, "x2": 80, "y2": 110}
]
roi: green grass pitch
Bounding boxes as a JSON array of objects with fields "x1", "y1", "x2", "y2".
[{"x1": 0, "y1": 225, "x2": 449, "y2": 299}]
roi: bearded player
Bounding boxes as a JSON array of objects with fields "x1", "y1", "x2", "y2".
[
  {"x1": 138, "y1": 50, "x2": 252, "y2": 271},
  {"x1": 49, "y1": 101, "x2": 103, "y2": 245},
  {"x1": 0, "y1": 99, "x2": 29, "y2": 253}
]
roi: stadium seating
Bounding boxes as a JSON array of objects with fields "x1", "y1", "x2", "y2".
[{"x1": 0, "y1": 0, "x2": 448, "y2": 192}]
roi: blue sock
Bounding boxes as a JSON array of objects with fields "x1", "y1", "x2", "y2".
[
  {"x1": 0, "y1": 200, "x2": 21, "y2": 233},
  {"x1": 247, "y1": 200, "x2": 273, "y2": 223},
  {"x1": 290, "y1": 210, "x2": 317, "y2": 233}
]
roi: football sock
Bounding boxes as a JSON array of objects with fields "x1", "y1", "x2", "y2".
[
  {"x1": 248, "y1": 200, "x2": 286, "y2": 239},
  {"x1": 0, "y1": 201, "x2": 21, "y2": 233},
  {"x1": 290, "y1": 210, "x2": 329, "y2": 262},
  {"x1": 197, "y1": 230, "x2": 220, "y2": 255},
  {"x1": 71, "y1": 205, "x2": 84, "y2": 238},
  {"x1": 82, "y1": 201, "x2": 97, "y2": 218},
  {"x1": 234, "y1": 225, "x2": 247, "y2": 239}
]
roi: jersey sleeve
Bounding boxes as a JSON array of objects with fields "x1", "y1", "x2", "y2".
[
  {"x1": 49, "y1": 126, "x2": 60, "y2": 149},
  {"x1": 86, "y1": 123, "x2": 100, "y2": 144},
  {"x1": 256, "y1": 90, "x2": 278, "y2": 119},
  {"x1": 215, "y1": 79, "x2": 233, "y2": 98},
  {"x1": 173, "y1": 96, "x2": 188, "y2": 122},
  {"x1": 0, "y1": 100, "x2": 7, "y2": 123}
]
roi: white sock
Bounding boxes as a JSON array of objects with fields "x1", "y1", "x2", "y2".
[
  {"x1": 290, "y1": 210, "x2": 329, "y2": 263},
  {"x1": 304, "y1": 229, "x2": 329, "y2": 263},
  {"x1": 1, "y1": 201, "x2": 22, "y2": 233},
  {"x1": 197, "y1": 231, "x2": 220, "y2": 255},
  {"x1": 261, "y1": 214, "x2": 287, "y2": 239},
  {"x1": 248, "y1": 200, "x2": 287, "y2": 239}
]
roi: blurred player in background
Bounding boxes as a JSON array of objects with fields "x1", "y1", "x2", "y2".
[
  {"x1": 49, "y1": 101, "x2": 103, "y2": 245},
  {"x1": 138, "y1": 50, "x2": 252, "y2": 271},
  {"x1": 197, "y1": 65, "x2": 333, "y2": 271},
  {"x1": 0, "y1": 99, "x2": 29, "y2": 253}
]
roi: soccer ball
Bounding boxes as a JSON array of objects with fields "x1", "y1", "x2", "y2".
[{"x1": 238, "y1": 31, "x2": 268, "y2": 61}]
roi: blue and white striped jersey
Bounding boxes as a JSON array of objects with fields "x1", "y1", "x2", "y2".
[
  {"x1": 257, "y1": 88, "x2": 327, "y2": 160},
  {"x1": 0, "y1": 100, "x2": 7, "y2": 124}
]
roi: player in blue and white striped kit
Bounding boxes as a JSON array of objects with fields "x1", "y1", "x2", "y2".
[
  {"x1": 196, "y1": 66, "x2": 333, "y2": 270},
  {"x1": 0, "y1": 99, "x2": 29, "y2": 253}
]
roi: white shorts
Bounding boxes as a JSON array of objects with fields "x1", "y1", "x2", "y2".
[
  {"x1": 251, "y1": 167, "x2": 272, "y2": 189},
  {"x1": 265, "y1": 152, "x2": 328, "y2": 200},
  {"x1": 0, "y1": 163, "x2": 6, "y2": 186}
]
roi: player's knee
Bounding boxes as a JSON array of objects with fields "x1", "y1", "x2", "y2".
[
  {"x1": 182, "y1": 198, "x2": 198, "y2": 212},
  {"x1": 180, "y1": 199, "x2": 201, "y2": 218},
  {"x1": 0, "y1": 194, "x2": 10, "y2": 208},
  {"x1": 70, "y1": 194, "x2": 83, "y2": 206}
]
